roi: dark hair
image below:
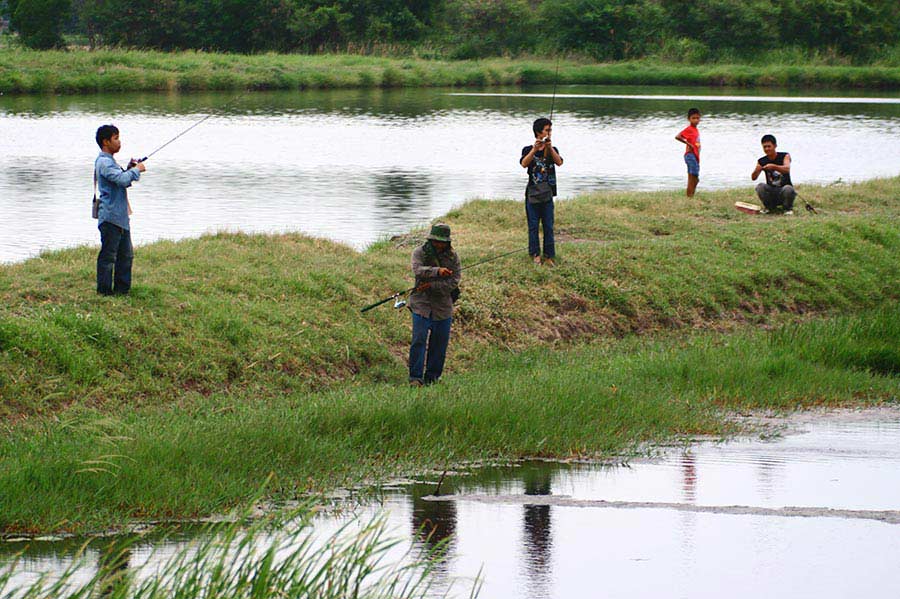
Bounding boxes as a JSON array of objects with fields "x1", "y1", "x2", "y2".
[
  {"x1": 532, "y1": 117, "x2": 552, "y2": 136},
  {"x1": 96, "y1": 124, "x2": 119, "y2": 149},
  {"x1": 687, "y1": 108, "x2": 701, "y2": 118},
  {"x1": 761, "y1": 134, "x2": 777, "y2": 146}
]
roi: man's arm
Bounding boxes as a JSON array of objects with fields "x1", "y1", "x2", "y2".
[
  {"x1": 428, "y1": 253, "x2": 461, "y2": 293},
  {"x1": 520, "y1": 146, "x2": 536, "y2": 168},
  {"x1": 98, "y1": 158, "x2": 141, "y2": 188},
  {"x1": 763, "y1": 154, "x2": 791, "y2": 174},
  {"x1": 521, "y1": 141, "x2": 547, "y2": 168},
  {"x1": 549, "y1": 146, "x2": 563, "y2": 167},
  {"x1": 751, "y1": 162, "x2": 763, "y2": 180},
  {"x1": 412, "y1": 249, "x2": 442, "y2": 280},
  {"x1": 675, "y1": 134, "x2": 697, "y2": 151}
]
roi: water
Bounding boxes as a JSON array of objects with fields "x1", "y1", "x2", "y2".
[
  {"x1": 2, "y1": 85, "x2": 900, "y2": 263},
  {"x1": 4, "y1": 410, "x2": 900, "y2": 598}
]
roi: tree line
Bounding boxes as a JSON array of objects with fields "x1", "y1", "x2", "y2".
[{"x1": 3, "y1": 0, "x2": 899, "y2": 61}]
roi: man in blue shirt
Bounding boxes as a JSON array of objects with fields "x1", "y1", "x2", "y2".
[{"x1": 94, "y1": 125, "x2": 146, "y2": 295}]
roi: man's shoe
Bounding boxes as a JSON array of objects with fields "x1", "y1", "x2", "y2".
[
  {"x1": 533, "y1": 255, "x2": 542, "y2": 266},
  {"x1": 409, "y1": 379, "x2": 423, "y2": 387},
  {"x1": 784, "y1": 210, "x2": 794, "y2": 216},
  {"x1": 759, "y1": 208, "x2": 769, "y2": 214},
  {"x1": 543, "y1": 258, "x2": 556, "y2": 267}
]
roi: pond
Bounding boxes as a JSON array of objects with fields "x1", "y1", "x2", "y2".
[
  {"x1": 4, "y1": 410, "x2": 900, "y2": 598},
  {"x1": 2, "y1": 85, "x2": 900, "y2": 262}
]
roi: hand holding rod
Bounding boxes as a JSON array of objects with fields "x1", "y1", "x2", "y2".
[{"x1": 359, "y1": 246, "x2": 529, "y2": 314}]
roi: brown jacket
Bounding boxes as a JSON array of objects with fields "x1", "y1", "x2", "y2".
[{"x1": 408, "y1": 244, "x2": 461, "y2": 320}]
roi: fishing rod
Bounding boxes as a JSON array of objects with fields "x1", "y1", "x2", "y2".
[
  {"x1": 549, "y1": 56, "x2": 561, "y2": 122},
  {"x1": 359, "y1": 245, "x2": 530, "y2": 313},
  {"x1": 129, "y1": 89, "x2": 252, "y2": 165}
]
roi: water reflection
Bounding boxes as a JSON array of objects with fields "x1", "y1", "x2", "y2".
[
  {"x1": 680, "y1": 452, "x2": 697, "y2": 503},
  {"x1": 97, "y1": 541, "x2": 132, "y2": 598},
  {"x1": 522, "y1": 467, "x2": 553, "y2": 599},
  {"x1": 4, "y1": 415, "x2": 900, "y2": 598},
  {"x1": 410, "y1": 481, "x2": 457, "y2": 557},
  {"x1": 373, "y1": 170, "x2": 434, "y2": 222}
]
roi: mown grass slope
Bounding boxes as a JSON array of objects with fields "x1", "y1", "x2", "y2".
[{"x1": 1, "y1": 178, "x2": 897, "y2": 419}]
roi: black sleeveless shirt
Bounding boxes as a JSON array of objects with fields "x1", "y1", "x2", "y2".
[{"x1": 758, "y1": 152, "x2": 792, "y2": 187}]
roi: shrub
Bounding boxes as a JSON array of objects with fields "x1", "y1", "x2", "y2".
[
  {"x1": 780, "y1": 0, "x2": 900, "y2": 58},
  {"x1": 442, "y1": 0, "x2": 538, "y2": 59},
  {"x1": 543, "y1": 0, "x2": 667, "y2": 60},
  {"x1": 11, "y1": 0, "x2": 71, "y2": 49}
]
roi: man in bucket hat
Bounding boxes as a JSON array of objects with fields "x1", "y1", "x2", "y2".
[{"x1": 408, "y1": 223, "x2": 461, "y2": 386}]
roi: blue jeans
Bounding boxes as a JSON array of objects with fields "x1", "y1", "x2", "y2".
[
  {"x1": 525, "y1": 199, "x2": 555, "y2": 259},
  {"x1": 409, "y1": 313, "x2": 452, "y2": 384},
  {"x1": 684, "y1": 152, "x2": 699, "y2": 176},
  {"x1": 97, "y1": 221, "x2": 133, "y2": 295}
]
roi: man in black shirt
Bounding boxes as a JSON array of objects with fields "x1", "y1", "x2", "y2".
[
  {"x1": 752, "y1": 134, "x2": 796, "y2": 215},
  {"x1": 520, "y1": 117, "x2": 563, "y2": 266}
]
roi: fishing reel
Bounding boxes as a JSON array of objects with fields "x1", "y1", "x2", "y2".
[{"x1": 393, "y1": 293, "x2": 407, "y2": 309}]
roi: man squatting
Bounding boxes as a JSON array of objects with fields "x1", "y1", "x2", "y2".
[{"x1": 752, "y1": 134, "x2": 796, "y2": 215}]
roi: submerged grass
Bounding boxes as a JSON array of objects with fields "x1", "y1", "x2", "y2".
[
  {"x1": 3, "y1": 50, "x2": 900, "y2": 94},
  {"x1": 0, "y1": 177, "x2": 898, "y2": 531},
  {"x1": 0, "y1": 506, "x2": 461, "y2": 598}
]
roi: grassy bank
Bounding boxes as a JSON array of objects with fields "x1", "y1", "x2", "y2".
[
  {"x1": 1, "y1": 308, "x2": 897, "y2": 533},
  {"x1": 1, "y1": 177, "x2": 898, "y2": 421},
  {"x1": 0, "y1": 177, "x2": 898, "y2": 532},
  {"x1": 4, "y1": 50, "x2": 900, "y2": 94}
]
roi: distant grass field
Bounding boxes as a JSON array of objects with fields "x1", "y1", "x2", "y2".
[
  {"x1": 0, "y1": 177, "x2": 897, "y2": 532},
  {"x1": 3, "y1": 50, "x2": 900, "y2": 94}
]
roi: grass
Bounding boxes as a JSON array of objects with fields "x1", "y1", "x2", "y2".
[
  {"x1": 3, "y1": 50, "x2": 900, "y2": 94},
  {"x1": 0, "y1": 308, "x2": 896, "y2": 533},
  {"x1": 0, "y1": 506, "x2": 459, "y2": 598},
  {"x1": 0, "y1": 177, "x2": 898, "y2": 532},
  {"x1": 1, "y1": 177, "x2": 898, "y2": 420}
]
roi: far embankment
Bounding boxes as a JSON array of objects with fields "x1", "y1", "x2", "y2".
[{"x1": 4, "y1": 51, "x2": 900, "y2": 94}]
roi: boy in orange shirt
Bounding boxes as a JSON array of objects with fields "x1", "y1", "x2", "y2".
[{"x1": 675, "y1": 108, "x2": 701, "y2": 197}]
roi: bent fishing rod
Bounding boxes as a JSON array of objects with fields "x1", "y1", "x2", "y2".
[{"x1": 360, "y1": 245, "x2": 530, "y2": 313}]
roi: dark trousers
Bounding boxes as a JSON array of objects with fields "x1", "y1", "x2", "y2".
[
  {"x1": 526, "y1": 199, "x2": 555, "y2": 259},
  {"x1": 756, "y1": 184, "x2": 796, "y2": 211},
  {"x1": 97, "y1": 222, "x2": 133, "y2": 295},
  {"x1": 409, "y1": 313, "x2": 452, "y2": 384}
]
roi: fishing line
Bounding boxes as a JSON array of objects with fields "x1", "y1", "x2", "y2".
[
  {"x1": 134, "y1": 88, "x2": 253, "y2": 163},
  {"x1": 549, "y1": 56, "x2": 561, "y2": 122}
]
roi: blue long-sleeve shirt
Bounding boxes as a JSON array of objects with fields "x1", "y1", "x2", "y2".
[{"x1": 95, "y1": 152, "x2": 140, "y2": 230}]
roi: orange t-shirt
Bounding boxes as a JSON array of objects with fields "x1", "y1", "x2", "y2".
[{"x1": 679, "y1": 125, "x2": 700, "y2": 160}]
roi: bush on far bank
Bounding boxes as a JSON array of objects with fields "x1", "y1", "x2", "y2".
[
  {"x1": 3, "y1": 0, "x2": 900, "y2": 62},
  {"x1": 9, "y1": 0, "x2": 70, "y2": 49}
]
